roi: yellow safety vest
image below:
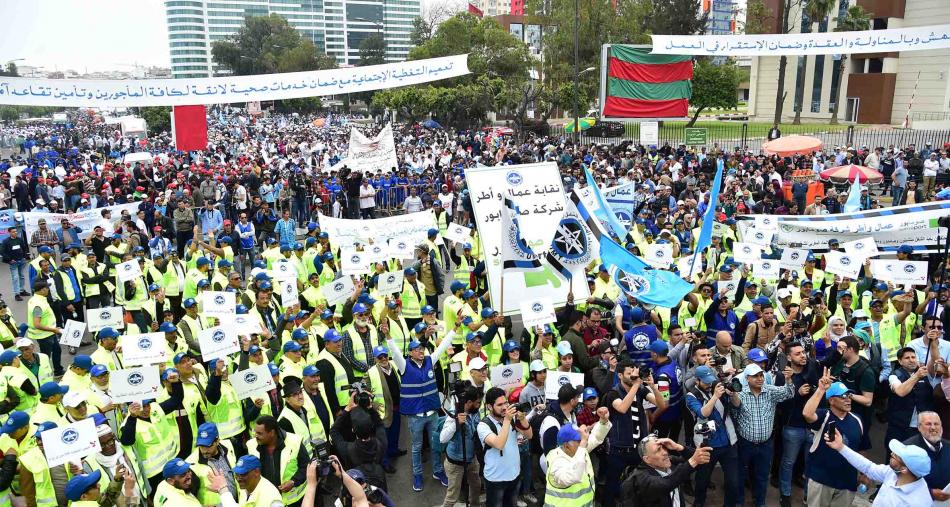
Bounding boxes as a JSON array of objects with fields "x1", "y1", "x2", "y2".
[
  {"x1": 122, "y1": 406, "x2": 180, "y2": 479},
  {"x1": 317, "y1": 349, "x2": 350, "y2": 406},
  {"x1": 26, "y1": 295, "x2": 55, "y2": 341},
  {"x1": 19, "y1": 447, "x2": 55, "y2": 507},
  {"x1": 18, "y1": 353, "x2": 53, "y2": 391},
  {"x1": 154, "y1": 480, "x2": 203, "y2": 507},
  {"x1": 247, "y1": 432, "x2": 307, "y2": 505},
  {"x1": 185, "y1": 440, "x2": 237, "y2": 506},
  {"x1": 1, "y1": 366, "x2": 35, "y2": 412},
  {"x1": 543, "y1": 448, "x2": 595, "y2": 506},
  {"x1": 278, "y1": 404, "x2": 326, "y2": 443},
  {"x1": 342, "y1": 324, "x2": 379, "y2": 378},
  {"x1": 238, "y1": 477, "x2": 284, "y2": 507},
  {"x1": 400, "y1": 280, "x2": 425, "y2": 320},
  {"x1": 207, "y1": 379, "x2": 245, "y2": 440},
  {"x1": 454, "y1": 255, "x2": 472, "y2": 283},
  {"x1": 55, "y1": 269, "x2": 79, "y2": 301},
  {"x1": 365, "y1": 365, "x2": 391, "y2": 422}
]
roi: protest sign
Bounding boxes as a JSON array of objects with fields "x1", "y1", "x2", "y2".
[
  {"x1": 109, "y1": 366, "x2": 161, "y2": 403},
  {"x1": 545, "y1": 371, "x2": 585, "y2": 400},
  {"x1": 519, "y1": 298, "x2": 557, "y2": 329},
  {"x1": 842, "y1": 237, "x2": 879, "y2": 259},
  {"x1": 388, "y1": 236, "x2": 415, "y2": 259},
  {"x1": 443, "y1": 223, "x2": 472, "y2": 244},
  {"x1": 219, "y1": 314, "x2": 263, "y2": 336},
  {"x1": 364, "y1": 243, "x2": 389, "y2": 263},
  {"x1": 491, "y1": 363, "x2": 525, "y2": 391},
  {"x1": 377, "y1": 270, "x2": 404, "y2": 295},
  {"x1": 870, "y1": 260, "x2": 928, "y2": 285},
  {"x1": 822, "y1": 250, "x2": 861, "y2": 279},
  {"x1": 677, "y1": 255, "x2": 698, "y2": 279},
  {"x1": 322, "y1": 276, "x2": 355, "y2": 306},
  {"x1": 202, "y1": 291, "x2": 236, "y2": 317},
  {"x1": 22, "y1": 202, "x2": 140, "y2": 245},
  {"x1": 42, "y1": 418, "x2": 101, "y2": 467},
  {"x1": 340, "y1": 249, "x2": 371, "y2": 275},
  {"x1": 86, "y1": 307, "x2": 125, "y2": 332},
  {"x1": 60, "y1": 319, "x2": 86, "y2": 348},
  {"x1": 318, "y1": 210, "x2": 436, "y2": 250},
  {"x1": 745, "y1": 228, "x2": 774, "y2": 247},
  {"x1": 780, "y1": 248, "x2": 808, "y2": 271},
  {"x1": 120, "y1": 332, "x2": 168, "y2": 366},
  {"x1": 329, "y1": 124, "x2": 399, "y2": 174},
  {"x1": 718, "y1": 279, "x2": 741, "y2": 301},
  {"x1": 753, "y1": 215, "x2": 779, "y2": 231},
  {"x1": 198, "y1": 326, "x2": 240, "y2": 362},
  {"x1": 644, "y1": 243, "x2": 674, "y2": 268},
  {"x1": 732, "y1": 242, "x2": 762, "y2": 263},
  {"x1": 752, "y1": 259, "x2": 780, "y2": 280},
  {"x1": 116, "y1": 260, "x2": 142, "y2": 282},
  {"x1": 272, "y1": 260, "x2": 298, "y2": 282},
  {"x1": 231, "y1": 365, "x2": 277, "y2": 400},
  {"x1": 280, "y1": 280, "x2": 299, "y2": 307}
]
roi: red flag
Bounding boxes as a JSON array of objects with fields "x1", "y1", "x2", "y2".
[
  {"x1": 172, "y1": 105, "x2": 208, "y2": 152},
  {"x1": 468, "y1": 3, "x2": 483, "y2": 16},
  {"x1": 510, "y1": 0, "x2": 524, "y2": 15}
]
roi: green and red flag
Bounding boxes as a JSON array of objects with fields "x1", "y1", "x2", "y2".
[{"x1": 602, "y1": 45, "x2": 693, "y2": 119}]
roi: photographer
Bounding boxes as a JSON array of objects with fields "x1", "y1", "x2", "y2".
[
  {"x1": 439, "y1": 385, "x2": 482, "y2": 507},
  {"x1": 731, "y1": 363, "x2": 794, "y2": 507},
  {"x1": 710, "y1": 331, "x2": 747, "y2": 378},
  {"x1": 622, "y1": 437, "x2": 712, "y2": 507},
  {"x1": 328, "y1": 385, "x2": 388, "y2": 492},
  {"x1": 478, "y1": 387, "x2": 533, "y2": 507},
  {"x1": 684, "y1": 365, "x2": 740, "y2": 507}
]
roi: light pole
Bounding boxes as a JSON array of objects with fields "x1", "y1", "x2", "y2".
[{"x1": 573, "y1": 66, "x2": 596, "y2": 138}]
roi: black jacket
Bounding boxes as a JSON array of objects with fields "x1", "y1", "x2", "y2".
[
  {"x1": 0, "y1": 235, "x2": 28, "y2": 263},
  {"x1": 621, "y1": 449, "x2": 697, "y2": 507}
]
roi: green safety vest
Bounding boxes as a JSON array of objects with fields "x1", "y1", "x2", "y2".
[
  {"x1": 19, "y1": 447, "x2": 53, "y2": 507},
  {"x1": 317, "y1": 349, "x2": 350, "y2": 406},
  {"x1": 247, "y1": 432, "x2": 307, "y2": 505},
  {"x1": 385, "y1": 316, "x2": 411, "y2": 357},
  {"x1": 342, "y1": 324, "x2": 379, "y2": 378},
  {"x1": 239, "y1": 477, "x2": 284, "y2": 507},
  {"x1": 26, "y1": 296, "x2": 55, "y2": 341},
  {"x1": 154, "y1": 480, "x2": 203, "y2": 507},
  {"x1": 55, "y1": 270, "x2": 79, "y2": 302},
  {"x1": 207, "y1": 379, "x2": 245, "y2": 440},
  {"x1": 879, "y1": 314, "x2": 917, "y2": 362},
  {"x1": 442, "y1": 295, "x2": 463, "y2": 343},
  {"x1": 278, "y1": 403, "x2": 326, "y2": 443},
  {"x1": 454, "y1": 255, "x2": 472, "y2": 283},
  {"x1": 18, "y1": 353, "x2": 53, "y2": 391},
  {"x1": 122, "y1": 405, "x2": 180, "y2": 478},
  {"x1": 0, "y1": 316, "x2": 16, "y2": 347},
  {"x1": 400, "y1": 280, "x2": 425, "y2": 320},
  {"x1": 1, "y1": 367, "x2": 35, "y2": 412},
  {"x1": 543, "y1": 449, "x2": 595, "y2": 506}
]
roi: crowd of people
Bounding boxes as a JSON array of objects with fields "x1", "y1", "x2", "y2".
[{"x1": 0, "y1": 108, "x2": 946, "y2": 507}]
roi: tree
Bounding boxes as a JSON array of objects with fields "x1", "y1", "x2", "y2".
[
  {"x1": 644, "y1": 0, "x2": 708, "y2": 35},
  {"x1": 138, "y1": 106, "x2": 172, "y2": 135},
  {"x1": 211, "y1": 14, "x2": 337, "y2": 75},
  {"x1": 741, "y1": 0, "x2": 774, "y2": 35},
  {"x1": 0, "y1": 63, "x2": 18, "y2": 77},
  {"x1": 687, "y1": 59, "x2": 740, "y2": 126},
  {"x1": 792, "y1": 0, "x2": 836, "y2": 124},
  {"x1": 0, "y1": 106, "x2": 18, "y2": 122},
  {"x1": 358, "y1": 34, "x2": 387, "y2": 66},
  {"x1": 409, "y1": 1, "x2": 458, "y2": 46},
  {"x1": 830, "y1": 5, "x2": 871, "y2": 124},
  {"x1": 770, "y1": 0, "x2": 805, "y2": 126}
]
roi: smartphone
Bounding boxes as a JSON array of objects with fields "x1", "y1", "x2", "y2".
[{"x1": 824, "y1": 419, "x2": 837, "y2": 443}]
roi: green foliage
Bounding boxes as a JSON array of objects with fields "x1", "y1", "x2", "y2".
[
  {"x1": 138, "y1": 106, "x2": 172, "y2": 135},
  {"x1": 0, "y1": 106, "x2": 19, "y2": 122},
  {"x1": 742, "y1": 0, "x2": 773, "y2": 34},
  {"x1": 644, "y1": 0, "x2": 709, "y2": 35},
  {"x1": 409, "y1": 16, "x2": 434, "y2": 46},
  {"x1": 687, "y1": 60, "x2": 740, "y2": 126},
  {"x1": 276, "y1": 97, "x2": 323, "y2": 113},
  {"x1": 834, "y1": 5, "x2": 872, "y2": 32},
  {"x1": 358, "y1": 34, "x2": 387, "y2": 67},
  {"x1": 0, "y1": 63, "x2": 18, "y2": 77}
]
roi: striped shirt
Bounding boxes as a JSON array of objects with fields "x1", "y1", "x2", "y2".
[{"x1": 734, "y1": 383, "x2": 794, "y2": 443}]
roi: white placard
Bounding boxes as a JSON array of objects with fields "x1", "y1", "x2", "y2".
[
  {"x1": 490, "y1": 363, "x2": 525, "y2": 391},
  {"x1": 870, "y1": 259, "x2": 928, "y2": 285},
  {"x1": 321, "y1": 276, "x2": 355, "y2": 306},
  {"x1": 519, "y1": 298, "x2": 557, "y2": 329},
  {"x1": 86, "y1": 306, "x2": 125, "y2": 333},
  {"x1": 640, "y1": 121, "x2": 659, "y2": 146},
  {"x1": 388, "y1": 236, "x2": 415, "y2": 259},
  {"x1": 544, "y1": 371, "x2": 585, "y2": 400},
  {"x1": 219, "y1": 314, "x2": 263, "y2": 336},
  {"x1": 752, "y1": 259, "x2": 780, "y2": 280},
  {"x1": 330, "y1": 124, "x2": 399, "y2": 175},
  {"x1": 231, "y1": 365, "x2": 277, "y2": 400},
  {"x1": 198, "y1": 326, "x2": 240, "y2": 362},
  {"x1": 116, "y1": 259, "x2": 142, "y2": 282},
  {"x1": 280, "y1": 280, "x2": 299, "y2": 308},
  {"x1": 120, "y1": 332, "x2": 168, "y2": 366},
  {"x1": 443, "y1": 223, "x2": 472, "y2": 244},
  {"x1": 60, "y1": 319, "x2": 86, "y2": 348},
  {"x1": 272, "y1": 260, "x2": 298, "y2": 282},
  {"x1": 202, "y1": 291, "x2": 236, "y2": 317},
  {"x1": 732, "y1": 242, "x2": 762, "y2": 263},
  {"x1": 341, "y1": 250, "x2": 371, "y2": 275},
  {"x1": 779, "y1": 248, "x2": 808, "y2": 271},
  {"x1": 377, "y1": 270, "x2": 404, "y2": 295},
  {"x1": 842, "y1": 237, "x2": 879, "y2": 260},
  {"x1": 718, "y1": 279, "x2": 741, "y2": 302},
  {"x1": 753, "y1": 215, "x2": 779, "y2": 231},
  {"x1": 822, "y1": 250, "x2": 861, "y2": 279},
  {"x1": 644, "y1": 243, "x2": 674, "y2": 268},
  {"x1": 745, "y1": 228, "x2": 774, "y2": 247},
  {"x1": 42, "y1": 418, "x2": 101, "y2": 467},
  {"x1": 109, "y1": 366, "x2": 162, "y2": 403},
  {"x1": 677, "y1": 255, "x2": 700, "y2": 279},
  {"x1": 319, "y1": 210, "x2": 436, "y2": 250},
  {"x1": 364, "y1": 243, "x2": 389, "y2": 263}
]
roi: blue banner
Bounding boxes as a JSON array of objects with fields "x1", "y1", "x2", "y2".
[
  {"x1": 583, "y1": 167, "x2": 628, "y2": 241},
  {"x1": 691, "y1": 159, "x2": 724, "y2": 277}
]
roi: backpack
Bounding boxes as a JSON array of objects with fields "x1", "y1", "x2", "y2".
[
  {"x1": 528, "y1": 407, "x2": 550, "y2": 454},
  {"x1": 474, "y1": 418, "x2": 498, "y2": 465}
]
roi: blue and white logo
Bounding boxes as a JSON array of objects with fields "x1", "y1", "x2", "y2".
[
  {"x1": 506, "y1": 171, "x2": 523, "y2": 186},
  {"x1": 351, "y1": 255, "x2": 360, "y2": 263},
  {"x1": 214, "y1": 295, "x2": 225, "y2": 305},
  {"x1": 61, "y1": 428, "x2": 79, "y2": 445},
  {"x1": 557, "y1": 375, "x2": 571, "y2": 386},
  {"x1": 212, "y1": 330, "x2": 226, "y2": 343},
  {"x1": 841, "y1": 256, "x2": 852, "y2": 266},
  {"x1": 334, "y1": 282, "x2": 344, "y2": 291},
  {"x1": 532, "y1": 302, "x2": 543, "y2": 313},
  {"x1": 502, "y1": 368, "x2": 513, "y2": 378},
  {"x1": 137, "y1": 337, "x2": 152, "y2": 350},
  {"x1": 128, "y1": 372, "x2": 144, "y2": 385},
  {"x1": 100, "y1": 311, "x2": 112, "y2": 320},
  {"x1": 904, "y1": 264, "x2": 916, "y2": 273},
  {"x1": 243, "y1": 372, "x2": 258, "y2": 384}
]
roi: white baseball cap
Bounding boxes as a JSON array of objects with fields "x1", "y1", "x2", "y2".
[
  {"x1": 14, "y1": 338, "x2": 32, "y2": 349},
  {"x1": 63, "y1": 391, "x2": 86, "y2": 408},
  {"x1": 776, "y1": 288, "x2": 793, "y2": 299},
  {"x1": 468, "y1": 357, "x2": 487, "y2": 370},
  {"x1": 529, "y1": 359, "x2": 546, "y2": 372}
]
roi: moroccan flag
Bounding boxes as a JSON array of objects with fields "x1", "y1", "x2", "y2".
[
  {"x1": 171, "y1": 105, "x2": 208, "y2": 152},
  {"x1": 602, "y1": 45, "x2": 693, "y2": 119}
]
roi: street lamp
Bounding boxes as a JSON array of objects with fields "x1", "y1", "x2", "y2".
[{"x1": 573, "y1": 66, "x2": 596, "y2": 140}]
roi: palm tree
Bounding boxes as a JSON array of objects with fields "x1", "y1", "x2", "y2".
[
  {"x1": 793, "y1": 0, "x2": 836, "y2": 124},
  {"x1": 830, "y1": 5, "x2": 872, "y2": 124}
]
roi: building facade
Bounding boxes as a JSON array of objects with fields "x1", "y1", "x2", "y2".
[
  {"x1": 165, "y1": 0, "x2": 419, "y2": 78},
  {"x1": 748, "y1": 0, "x2": 950, "y2": 125}
]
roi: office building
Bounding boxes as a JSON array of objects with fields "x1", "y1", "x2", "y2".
[
  {"x1": 748, "y1": 0, "x2": 950, "y2": 125},
  {"x1": 165, "y1": 0, "x2": 420, "y2": 78}
]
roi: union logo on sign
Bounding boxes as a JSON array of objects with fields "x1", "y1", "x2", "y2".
[
  {"x1": 855, "y1": 242, "x2": 864, "y2": 249},
  {"x1": 397, "y1": 242, "x2": 407, "y2": 249},
  {"x1": 214, "y1": 295, "x2": 225, "y2": 305},
  {"x1": 334, "y1": 282, "x2": 344, "y2": 291},
  {"x1": 100, "y1": 311, "x2": 111, "y2": 320},
  {"x1": 532, "y1": 302, "x2": 543, "y2": 313},
  {"x1": 138, "y1": 337, "x2": 152, "y2": 349},
  {"x1": 558, "y1": 376, "x2": 571, "y2": 385},
  {"x1": 904, "y1": 264, "x2": 916, "y2": 273},
  {"x1": 244, "y1": 372, "x2": 258, "y2": 383},
  {"x1": 762, "y1": 262, "x2": 771, "y2": 270},
  {"x1": 123, "y1": 264, "x2": 132, "y2": 271},
  {"x1": 502, "y1": 368, "x2": 513, "y2": 378},
  {"x1": 790, "y1": 252, "x2": 800, "y2": 260},
  {"x1": 212, "y1": 330, "x2": 226, "y2": 343},
  {"x1": 742, "y1": 246, "x2": 751, "y2": 254},
  {"x1": 351, "y1": 255, "x2": 360, "y2": 263},
  {"x1": 128, "y1": 372, "x2": 144, "y2": 385},
  {"x1": 841, "y1": 257, "x2": 852, "y2": 266},
  {"x1": 387, "y1": 275, "x2": 396, "y2": 283},
  {"x1": 61, "y1": 428, "x2": 79, "y2": 445},
  {"x1": 506, "y1": 171, "x2": 524, "y2": 186}
]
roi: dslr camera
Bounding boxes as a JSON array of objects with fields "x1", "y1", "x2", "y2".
[
  {"x1": 694, "y1": 420, "x2": 717, "y2": 447},
  {"x1": 343, "y1": 380, "x2": 373, "y2": 409},
  {"x1": 310, "y1": 438, "x2": 333, "y2": 477}
]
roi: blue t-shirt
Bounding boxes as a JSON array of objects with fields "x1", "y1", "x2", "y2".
[
  {"x1": 477, "y1": 415, "x2": 521, "y2": 482},
  {"x1": 623, "y1": 324, "x2": 658, "y2": 367},
  {"x1": 806, "y1": 408, "x2": 863, "y2": 491}
]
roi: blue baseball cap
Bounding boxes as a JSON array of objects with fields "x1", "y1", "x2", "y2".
[
  {"x1": 404, "y1": 267, "x2": 417, "y2": 276},
  {"x1": 321, "y1": 252, "x2": 334, "y2": 261},
  {"x1": 463, "y1": 243, "x2": 472, "y2": 250},
  {"x1": 320, "y1": 309, "x2": 333, "y2": 320},
  {"x1": 319, "y1": 232, "x2": 330, "y2": 239},
  {"x1": 159, "y1": 322, "x2": 177, "y2": 332},
  {"x1": 324, "y1": 329, "x2": 342, "y2": 343},
  {"x1": 897, "y1": 244, "x2": 913, "y2": 254},
  {"x1": 825, "y1": 381, "x2": 852, "y2": 399},
  {"x1": 291, "y1": 328, "x2": 309, "y2": 341},
  {"x1": 248, "y1": 345, "x2": 262, "y2": 355},
  {"x1": 873, "y1": 282, "x2": 888, "y2": 291},
  {"x1": 0, "y1": 350, "x2": 20, "y2": 365},
  {"x1": 480, "y1": 307, "x2": 497, "y2": 319},
  {"x1": 386, "y1": 300, "x2": 398, "y2": 309},
  {"x1": 39, "y1": 382, "x2": 68, "y2": 400},
  {"x1": 466, "y1": 332, "x2": 482, "y2": 343},
  {"x1": 268, "y1": 363, "x2": 280, "y2": 376},
  {"x1": 254, "y1": 271, "x2": 271, "y2": 281},
  {"x1": 233, "y1": 455, "x2": 262, "y2": 475},
  {"x1": 283, "y1": 341, "x2": 302, "y2": 353},
  {"x1": 306, "y1": 237, "x2": 317, "y2": 247},
  {"x1": 173, "y1": 352, "x2": 192, "y2": 364},
  {"x1": 196, "y1": 257, "x2": 211, "y2": 267},
  {"x1": 695, "y1": 365, "x2": 717, "y2": 384},
  {"x1": 427, "y1": 228, "x2": 438, "y2": 237},
  {"x1": 413, "y1": 321, "x2": 427, "y2": 334},
  {"x1": 258, "y1": 280, "x2": 273, "y2": 291},
  {"x1": 90, "y1": 365, "x2": 109, "y2": 377},
  {"x1": 373, "y1": 345, "x2": 388, "y2": 357},
  {"x1": 408, "y1": 340, "x2": 423, "y2": 350},
  {"x1": 72, "y1": 355, "x2": 92, "y2": 370},
  {"x1": 35, "y1": 421, "x2": 57, "y2": 438},
  {"x1": 38, "y1": 246, "x2": 53, "y2": 254},
  {"x1": 253, "y1": 260, "x2": 267, "y2": 269},
  {"x1": 0, "y1": 411, "x2": 29, "y2": 435},
  {"x1": 503, "y1": 340, "x2": 519, "y2": 352},
  {"x1": 647, "y1": 340, "x2": 669, "y2": 355},
  {"x1": 352, "y1": 303, "x2": 369, "y2": 314},
  {"x1": 747, "y1": 348, "x2": 768, "y2": 363},
  {"x1": 161, "y1": 368, "x2": 178, "y2": 381},
  {"x1": 303, "y1": 365, "x2": 320, "y2": 377},
  {"x1": 183, "y1": 298, "x2": 198, "y2": 308},
  {"x1": 265, "y1": 237, "x2": 277, "y2": 245},
  {"x1": 357, "y1": 293, "x2": 376, "y2": 305},
  {"x1": 294, "y1": 242, "x2": 304, "y2": 251},
  {"x1": 217, "y1": 259, "x2": 232, "y2": 268},
  {"x1": 752, "y1": 296, "x2": 770, "y2": 306},
  {"x1": 307, "y1": 222, "x2": 318, "y2": 231},
  {"x1": 162, "y1": 459, "x2": 191, "y2": 479},
  {"x1": 450, "y1": 281, "x2": 466, "y2": 293},
  {"x1": 421, "y1": 305, "x2": 435, "y2": 315},
  {"x1": 887, "y1": 440, "x2": 930, "y2": 477},
  {"x1": 236, "y1": 304, "x2": 249, "y2": 315},
  {"x1": 195, "y1": 423, "x2": 219, "y2": 446},
  {"x1": 556, "y1": 424, "x2": 582, "y2": 445},
  {"x1": 462, "y1": 289, "x2": 476, "y2": 299},
  {"x1": 197, "y1": 279, "x2": 210, "y2": 288},
  {"x1": 65, "y1": 471, "x2": 103, "y2": 501},
  {"x1": 582, "y1": 387, "x2": 599, "y2": 400},
  {"x1": 279, "y1": 245, "x2": 292, "y2": 253},
  {"x1": 220, "y1": 236, "x2": 233, "y2": 244},
  {"x1": 147, "y1": 283, "x2": 161, "y2": 292}
]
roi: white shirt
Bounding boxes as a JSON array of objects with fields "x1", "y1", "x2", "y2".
[
  {"x1": 438, "y1": 192, "x2": 454, "y2": 215},
  {"x1": 404, "y1": 196, "x2": 424, "y2": 213},
  {"x1": 924, "y1": 158, "x2": 939, "y2": 177}
]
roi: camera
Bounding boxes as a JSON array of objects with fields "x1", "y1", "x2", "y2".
[
  {"x1": 694, "y1": 420, "x2": 717, "y2": 448},
  {"x1": 710, "y1": 377, "x2": 743, "y2": 393},
  {"x1": 343, "y1": 380, "x2": 373, "y2": 409},
  {"x1": 310, "y1": 438, "x2": 332, "y2": 477},
  {"x1": 515, "y1": 402, "x2": 532, "y2": 414},
  {"x1": 710, "y1": 355, "x2": 727, "y2": 367},
  {"x1": 638, "y1": 366, "x2": 653, "y2": 380}
]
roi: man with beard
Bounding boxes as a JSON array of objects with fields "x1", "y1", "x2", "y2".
[
  {"x1": 86, "y1": 413, "x2": 147, "y2": 505},
  {"x1": 774, "y1": 342, "x2": 819, "y2": 505},
  {"x1": 154, "y1": 458, "x2": 227, "y2": 507},
  {"x1": 232, "y1": 455, "x2": 284, "y2": 507},
  {"x1": 902, "y1": 411, "x2": 950, "y2": 501}
]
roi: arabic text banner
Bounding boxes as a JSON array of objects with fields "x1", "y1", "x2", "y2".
[
  {"x1": 651, "y1": 24, "x2": 950, "y2": 56},
  {"x1": 328, "y1": 124, "x2": 399, "y2": 173},
  {"x1": 0, "y1": 55, "x2": 470, "y2": 107},
  {"x1": 317, "y1": 210, "x2": 437, "y2": 250},
  {"x1": 22, "y1": 202, "x2": 141, "y2": 246},
  {"x1": 467, "y1": 163, "x2": 592, "y2": 315}
]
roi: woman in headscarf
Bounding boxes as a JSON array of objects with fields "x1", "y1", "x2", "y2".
[{"x1": 816, "y1": 315, "x2": 848, "y2": 362}]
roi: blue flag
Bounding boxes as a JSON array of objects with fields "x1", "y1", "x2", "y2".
[
  {"x1": 599, "y1": 234, "x2": 694, "y2": 308},
  {"x1": 690, "y1": 158, "x2": 725, "y2": 277},
  {"x1": 844, "y1": 177, "x2": 862, "y2": 213},
  {"x1": 583, "y1": 167, "x2": 628, "y2": 241}
]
